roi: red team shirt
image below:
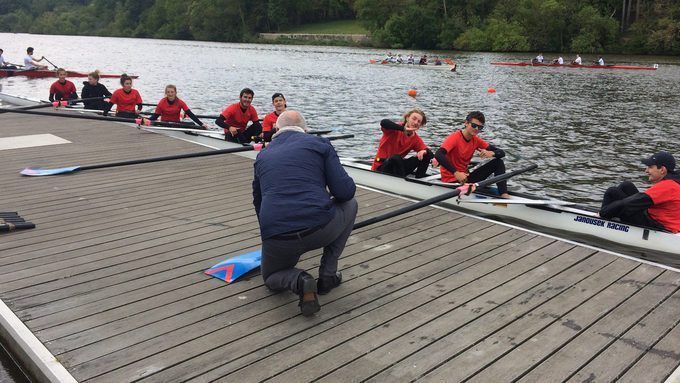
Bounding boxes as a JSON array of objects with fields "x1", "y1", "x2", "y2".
[
  {"x1": 644, "y1": 179, "x2": 680, "y2": 233},
  {"x1": 220, "y1": 102, "x2": 259, "y2": 132},
  {"x1": 371, "y1": 124, "x2": 428, "y2": 171},
  {"x1": 262, "y1": 111, "x2": 280, "y2": 132},
  {"x1": 154, "y1": 98, "x2": 189, "y2": 122},
  {"x1": 110, "y1": 89, "x2": 143, "y2": 113},
  {"x1": 49, "y1": 80, "x2": 77, "y2": 99},
  {"x1": 439, "y1": 130, "x2": 490, "y2": 182}
]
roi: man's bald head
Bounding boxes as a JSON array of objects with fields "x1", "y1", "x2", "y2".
[{"x1": 277, "y1": 110, "x2": 308, "y2": 132}]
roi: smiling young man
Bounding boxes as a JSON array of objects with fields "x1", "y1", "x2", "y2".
[
  {"x1": 216, "y1": 88, "x2": 262, "y2": 144},
  {"x1": 435, "y1": 111, "x2": 510, "y2": 198},
  {"x1": 599, "y1": 151, "x2": 680, "y2": 233}
]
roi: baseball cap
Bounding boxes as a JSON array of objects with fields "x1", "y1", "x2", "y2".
[{"x1": 642, "y1": 151, "x2": 676, "y2": 172}]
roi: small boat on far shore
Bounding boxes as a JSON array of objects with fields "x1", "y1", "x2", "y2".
[
  {"x1": 0, "y1": 68, "x2": 139, "y2": 79},
  {"x1": 491, "y1": 61, "x2": 658, "y2": 70}
]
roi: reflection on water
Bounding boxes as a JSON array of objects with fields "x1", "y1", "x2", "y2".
[
  {"x1": 1, "y1": 36, "x2": 678, "y2": 207},
  {"x1": 0, "y1": 342, "x2": 29, "y2": 383}
]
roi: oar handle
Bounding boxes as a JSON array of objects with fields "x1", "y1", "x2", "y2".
[
  {"x1": 80, "y1": 145, "x2": 262, "y2": 171},
  {"x1": 352, "y1": 163, "x2": 538, "y2": 230}
]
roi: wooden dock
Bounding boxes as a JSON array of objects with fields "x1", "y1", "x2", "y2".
[{"x1": 1, "y1": 112, "x2": 679, "y2": 382}]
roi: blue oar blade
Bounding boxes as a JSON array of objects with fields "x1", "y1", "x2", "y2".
[
  {"x1": 204, "y1": 249, "x2": 262, "y2": 284},
  {"x1": 20, "y1": 166, "x2": 81, "y2": 176}
]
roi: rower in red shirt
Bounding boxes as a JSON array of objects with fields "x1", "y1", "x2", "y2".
[
  {"x1": 600, "y1": 151, "x2": 680, "y2": 233},
  {"x1": 261, "y1": 92, "x2": 287, "y2": 142},
  {"x1": 148, "y1": 85, "x2": 207, "y2": 129},
  {"x1": 104, "y1": 74, "x2": 143, "y2": 119},
  {"x1": 434, "y1": 111, "x2": 510, "y2": 198},
  {"x1": 48, "y1": 68, "x2": 78, "y2": 103},
  {"x1": 372, "y1": 108, "x2": 433, "y2": 178},
  {"x1": 215, "y1": 88, "x2": 262, "y2": 144}
]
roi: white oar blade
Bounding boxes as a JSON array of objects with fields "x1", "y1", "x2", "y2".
[{"x1": 20, "y1": 166, "x2": 81, "y2": 176}]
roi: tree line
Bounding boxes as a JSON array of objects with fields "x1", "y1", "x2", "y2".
[{"x1": 0, "y1": 0, "x2": 677, "y2": 54}]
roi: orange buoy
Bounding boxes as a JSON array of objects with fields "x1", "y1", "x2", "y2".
[
  {"x1": 487, "y1": 87, "x2": 497, "y2": 93},
  {"x1": 407, "y1": 88, "x2": 417, "y2": 97}
]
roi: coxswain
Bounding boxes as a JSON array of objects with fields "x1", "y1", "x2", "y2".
[
  {"x1": 573, "y1": 54, "x2": 582, "y2": 65},
  {"x1": 48, "y1": 68, "x2": 78, "y2": 103},
  {"x1": 372, "y1": 108, "x2": 433, "y2": 178},
  {"x1": 0, "y1": 49, "x2": 18, "y2": 69},
  {"x1": 215, "y1": 88, "x2": 262, "y2": 144},
  {"x1": 23, "y1": 47, "x2": 48, "y2": 70},
  {"x1": 261, "y1": 92, "x2": 287, "y2": 142},
  {"x1": 434, "y1": 111, "x2": 510, "y2": 198},
  {"x1": 597, "y1": 56, "x2": 605, "y2": 66},
  {"x1": 80, "y1": 70, "x2": 112, "y2": 111},
  {"x1": 599, "y1": 151, "x2": 680, "y2": 233},
  {"x1": 103, "y1": 74, "x2": 143, "y2": 118},
  {"x1": 148, "y1": 84, "x2": 207, "y2": 129}
]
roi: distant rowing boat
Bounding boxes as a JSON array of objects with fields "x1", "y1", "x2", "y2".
[
  {"x1": 0, "y1": 68, "x2": 139, "y2": 79},
  {"x1": 491, "y1": 61, "x2": 658, "y2": 71},
  {"x1": 369, "y1": 60, "x2": 457, "y2": 71}
]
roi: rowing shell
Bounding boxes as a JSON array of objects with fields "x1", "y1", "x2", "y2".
[
  {"x1": 490, "y1": 62, "x2": 658, "y2": 70},
  {"x1": 144, "y1": 126, "x2": 679, "y2": 258}
]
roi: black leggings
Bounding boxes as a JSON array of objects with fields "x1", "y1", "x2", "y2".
[
  {"x1": 601, "y1": 181, "x2": 663, "y2": 229},
  {"x1": 467, "y1": 158, "x2": 508, "y2": 195},
  {"x1": 377, "y1": 151, "x2": 433, "y2": 178},
  {"x1": 225, "y1": 123, "x2": 262, "y2": 144}
]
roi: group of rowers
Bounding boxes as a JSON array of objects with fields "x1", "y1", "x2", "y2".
[
  {"x1": 47, "y1": 70, "x2": 287, "y2": 142},
  {"x1": 47, "y1": 69, "x2": 679, "y2": 234},
  {"x1": 382, "y1": 52, "x2": 449, "y2": 66},
  {"x1": 372, "y1": 108, "x2": 679, "y2": 234},
  {"x1": 532, "y1": 53, "x2": 605, "y2": 66}
]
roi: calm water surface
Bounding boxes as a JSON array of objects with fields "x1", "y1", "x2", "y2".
[{"x1": 1, "y1": 33, "x2": 678, "y2": 206}]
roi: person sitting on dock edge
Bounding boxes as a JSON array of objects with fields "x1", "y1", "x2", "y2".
[
  {"x1": 599, "y1": 151, "x2": 680, "y2": 233},
  {"x1": 253, "y1": 110, "x2": 357, "y2": 316},
  {"x1": 216, "y1": 88, "x2": 262, "y2": 144},
  {"x1": 435, "y1": 111, "x2": 510, "y2": 198}
]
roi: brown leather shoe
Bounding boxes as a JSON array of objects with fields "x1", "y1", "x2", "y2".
[
  {"x1": 317, "y1": 271, "x2": 342, "y2": 295},
  {"x1": 298, "y1": 273, "x2": 320, "y2": 316}
]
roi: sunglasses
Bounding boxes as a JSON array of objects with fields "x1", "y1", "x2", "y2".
[{"x1": 468, "y1": 121, "x2": 484, "y2": 131}]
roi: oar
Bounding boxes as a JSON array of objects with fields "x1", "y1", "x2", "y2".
[
  {"x1": 43, "y1": 57, "x2": 58, "y2": 70},
  {"x1": 0, "y1": 102, "x2": 54, "y2": 114},
  {"x1": 0, "y1": 107, "x2": 205, "y2": 129},
  {"x1": 307, "y1": 130, "x2": 331, "y2": 135},
  {"x1": 20, "y1": 144, "x2": 264, "y2": 176},
  {"x1": 353, "y1": 164, "x2": 538, "y2": 229},
  {"x1": 205, "y1": 163, "x2": 538, "y2": 283},
  {"x1": 0, "y1": 221, "x2": 36, "y2": 232},
  {"x1": 138, "y1": 110, "x2": 221, "y2": 120}
]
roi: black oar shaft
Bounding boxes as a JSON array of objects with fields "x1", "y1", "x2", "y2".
[
  {"x1": 80, "y1": 145, "x2": 257, "y2": 171},
  {"x1": 352, "y1": 164, "x2": 538, "y2": 230},
  {"x1": 0, "y1": 107, "x2": 200, "y2": 129}
]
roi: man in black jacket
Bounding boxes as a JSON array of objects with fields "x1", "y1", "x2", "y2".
[{"x1": 253, "y1": 110, "x2": 357, "y2": 316}]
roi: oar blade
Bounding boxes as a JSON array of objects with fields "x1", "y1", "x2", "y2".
[
  {"x1": 205, "y1": 250, "x2": 262, "y2": 284},
  {"x1": 20, "y1": 166, "x2": 81, "y2": 176}
]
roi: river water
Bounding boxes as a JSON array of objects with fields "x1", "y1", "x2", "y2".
[{"x1": 1, "y1": 33, "x2": 678, "y2": 207}]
